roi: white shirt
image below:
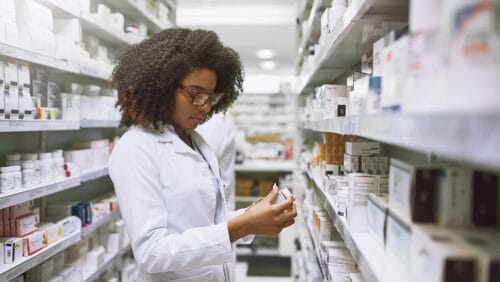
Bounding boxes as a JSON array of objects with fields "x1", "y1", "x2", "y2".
[{"x1": 109, "y1": 125, "x2": 248, "y2": 282}]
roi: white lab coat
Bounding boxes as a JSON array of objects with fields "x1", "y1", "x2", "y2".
[
  {"x1": 196, "y1": 113, "x2": 236, "y2": 211},
  {"x1": 109, "y1": 124, "x2": 248, "y2": 282}
]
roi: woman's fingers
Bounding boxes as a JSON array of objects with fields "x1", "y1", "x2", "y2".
[{"x1": 264, "y1": 186, "x2": 279, "y2": 204}]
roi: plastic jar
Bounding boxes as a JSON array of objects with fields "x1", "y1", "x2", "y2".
[
  {"x1": 0, "y1": 166, "x2": 17, "y2": 192},
  {"x1": 54, "y1": 157, "x2": 65, "y2": 179},
  {"x1": 21, "y1": 161, "x2": 36, "y2": 187},
  {"x1": 6, "y1": 153, "x2": 21, "y2": 162},
  {"x1": 38, "y1": 152, "x2": 52, "y2": 160},
  {"x1": 39, "y1": 159, "x2": 53, "y2": 183},
  {"x1": 21, "y1": 153, "x2": 38, "y2": 161},
  {"x1": 5, "y1": 160, "x2": 21, "y2": 166},
  {"x1": 52, "y1": 150, "x2": 63, "y2": 159}
]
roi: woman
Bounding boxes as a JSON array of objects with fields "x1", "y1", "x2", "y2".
[{"x1": 109, "y1": 28, "x2": 297, "y2": 281}]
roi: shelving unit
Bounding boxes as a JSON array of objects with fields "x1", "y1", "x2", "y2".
[
  {"x1": 305, "y1": 169, "x2": 406, "y2": 282},
  {"x1": 80, "y1": 13, "x2": 141, "y2": 47},
  {"x1": 296, "y1": 0, "x2": 408, "y2": 95},
  {"x1": 80, "y1": 119, "x2": 120, "y2": 129},
  {"x1": 0, "y1": 176, "x2": 80, "y2": 209},
  {"x1": 82, "y1": 209, "x2": 121, "y2": 237},
  {"x1": 84, "y1": 245, "x2": 132, "y2": 282},
  {"x1": 0, "y1": 42, "x2": 80, "y2": 74},
  {"x1": 302, "y1": 114, "x2": 500, "y2": 170},
  {"x1": 0, "y1": 230, "x2": 82, "y2": 281},
  {"x1": 0, "y1": 120, "x2": 80, "y2": 133},
  {"x1": 81, "y1": 166, "x2": 109, "y2": 183},
  {"x1": 105, "y1": 0, "x2": 173, "y2": 31},
  {"x1": 0, "y1": 0, "x2": 177, "y2": 280}
]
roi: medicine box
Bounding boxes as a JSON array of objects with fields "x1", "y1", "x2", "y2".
[
  {"x1": 345, "y1": 141, "x2": 380, "y2": 156},
  {"x1": 367, "y1": 193, "x2": 388, "y2": 247},
  {"x1": 389, "y1": 158, "x2": 441, "y2": 223}
]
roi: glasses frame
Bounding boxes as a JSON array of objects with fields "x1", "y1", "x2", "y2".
[{"x1": 178, "y1": 84, "x2": 224, "y2": 107}]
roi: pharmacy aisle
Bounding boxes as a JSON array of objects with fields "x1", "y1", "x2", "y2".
[
  {"x1": 294, "y1": 0, "x2": 500, "y2": 281},
  {"x1": 0, "y1": 0, "x2": 175, "y2": 281}
]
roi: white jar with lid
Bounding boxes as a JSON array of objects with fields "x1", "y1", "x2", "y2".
[
  {"x1": 22, "y1": 161, "x2": 36, "y2": 187},
  {"x1": 52, "y1": 150, "x2": 63, "y2": 159},
  {"x1": 21, "y1": 153, "x2": 38, "y2": 161},
  {"x1": 6, "y1": 153, "x2": 21, "y2": 162},
  {"x1": 0, "y1": 166, "x2": 22, "y2": 191},
  {"x1": 0, "y1": 166, "x2": 16, "y2": 192},
  {"x1": 39, "y1": 159, "x2": 53, "y2": 183},
  {"x1": 54, "y1": 157, "x2": 65, "y2": 179},
  {"x1": 38, "y1": 152, "x2": 52, "y2": 160},
  {"x1": 5, "y1": 160, "x2": 21, "y2": 166}
]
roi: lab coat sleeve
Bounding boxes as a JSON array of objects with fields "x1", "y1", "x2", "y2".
[
  {"x1": 227, "y1": 209, "x2": 255, "y2": 244},
  {"x1": 109, "y1": 137, "x2": 234, "y2": 273}
]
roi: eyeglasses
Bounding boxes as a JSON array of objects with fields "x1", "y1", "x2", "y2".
[{"x1": 178, "y1": 85, "x2": 224, "y2": 107}]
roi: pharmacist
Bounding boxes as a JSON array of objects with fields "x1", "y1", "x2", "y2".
[{"x1": 109, "y1": 28, "x2": 297, "y2": 282}]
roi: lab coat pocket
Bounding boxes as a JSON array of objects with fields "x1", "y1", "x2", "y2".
[{"x1": 167, "y1": 270, "x2": 215, "y2": 282}]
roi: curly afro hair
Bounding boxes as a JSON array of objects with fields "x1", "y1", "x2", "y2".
[{"x1": 111, "y1": 28, "x2": 244, "y2": 130}]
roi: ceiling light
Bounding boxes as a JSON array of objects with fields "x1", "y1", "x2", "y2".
[
  {"x1": 260, "y1": 60, "x2": 276, "y2": 70},
  {"x1": 256, "y1": 49, "x2": 275, "y2": 59}
]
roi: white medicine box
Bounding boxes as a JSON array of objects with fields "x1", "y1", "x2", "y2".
[{"x1": 389, "y1": 158, "x2": 441, "y2": 224}]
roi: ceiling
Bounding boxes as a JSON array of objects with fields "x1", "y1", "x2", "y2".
[{"x1": 176, "y1": 0, "x2": 298, "y2": 77}]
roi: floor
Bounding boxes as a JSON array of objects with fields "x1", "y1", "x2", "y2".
[{"x1": 235, "y1": 262, "x2": 293, "y2": 282}]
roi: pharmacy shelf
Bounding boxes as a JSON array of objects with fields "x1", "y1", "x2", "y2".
[
  {"x1": 302, "y1": 114, "x2": 500, "y2": 170},
  {"x1": 80, "y1": 119, "x2": 120, "y2": 128},
  {"x1": 105, "y1": 0, "x2": 172, "y2": 31},
  {"x1": 306, "y1": 169, "x2": 406, "y2": 282},
  {"x1": 0, "y1": 42, "x2": 80, "y2": 74},
  {"x1": 296, "y1": 0, "x2": 408, "y2": 95},
  {"x1": 84, "y1": 245, "x2": 131, "y2": 282},
  {"x1": 305, "y1": 221, "x2": 328, "y2": 280},
  {"x1": 235, "y1": 160, "x2": 295, "y2": 173},
  {"x1": 79, "y1": 64, "x2": 110, "y2": 81},
  {"x1": 0, "y1": 230, "x2": 82, "y2": 281},
  {"x1": 81, "y1": 166, "x2": 109, "y2": 183},
  {"x1": 80, "y1": 13, "x2": 140, "y2": 47},
  {"x1": 0, "y1": 176, "x2": 81, "y2": 209},
  {"x1": 82, "y1": 209, "x2": 121, "y2": 237},
  {"x1": 297, "y1": 0, "x2": 330, "y2": 63},
  {"x1": 35, "y1": 0, "x2": 80, "y2": 17},
  {"x1": 0, "y1": 120, "x2": 80, "y2": 133}
]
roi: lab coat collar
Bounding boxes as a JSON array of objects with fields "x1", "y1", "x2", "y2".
[{"x1": 150, "y1": 124, "x2": 222, "y2": 180}]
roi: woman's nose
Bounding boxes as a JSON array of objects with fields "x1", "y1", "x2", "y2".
[{"x1": 197, "y1": 102, "x2": 211, "y2": 115}]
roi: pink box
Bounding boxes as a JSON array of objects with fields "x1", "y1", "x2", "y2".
[
  {"x1": 15, "y1": 214, "x2": 39, "y2": 237},
  {"x1": 23, "y1": 231, "x2": 46, "y2": 256},
  {"x1": 10, "y1": 201, "x2": 34, "y2": 219}
]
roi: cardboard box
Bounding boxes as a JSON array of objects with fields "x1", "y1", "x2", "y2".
[
  {"x1": 436, "y1": 168, "x2": 473, "y2": 227},
  {"x1": 3, "y1": 237, "x2": 23, "y2": 263},
  {"x1": 410, "y1": 225, "x2": 479, "y2": 282},
  {"x1": 347, "y1": 174, "x2": 377, "y2": 232},
  {"x1": 386, "y1": 211, "x2": 411, "y2": 275},
  {"x1": 472, "y1": 171, "x2": 498, "y2": 227},
  {"x1": 367, "y1": 193, "x2": 388, "y2": 247},
  {"x1": 389, "y1": 159, "x2": 441, "y2": 223},
  {"x1": 23, "y1": 230, "x2": 46, "y2": 256},
  {"x1": 343, "y1": 153, "x2": 360, "y2": 173},
  {"x1": 345, "y1": 141, "x2": 380, "y2": 156}
]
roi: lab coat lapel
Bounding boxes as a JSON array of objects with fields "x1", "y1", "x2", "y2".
[{"x1": 189, "y1": 130, "x2": 221, "y2": 180}]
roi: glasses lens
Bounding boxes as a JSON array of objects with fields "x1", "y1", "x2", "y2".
[
  {"x1": 209, "y1": 93, "x2": 224, "y2": 106},
  {"x1": 193, "y1": 93, "x2": 209, "y2": 106}
]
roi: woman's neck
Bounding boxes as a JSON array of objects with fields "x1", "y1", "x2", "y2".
[{"x1": 174, "y1": 126, "x2": 193, "y2": 148}]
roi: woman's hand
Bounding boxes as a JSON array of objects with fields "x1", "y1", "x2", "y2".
[{"x1": 228, "y1": 187, "x2": 297, "y2": 242}]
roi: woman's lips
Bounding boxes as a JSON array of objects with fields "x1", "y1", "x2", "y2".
[{"x1": 190, "y1": 117, "x2": 204, "y2": 123}]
